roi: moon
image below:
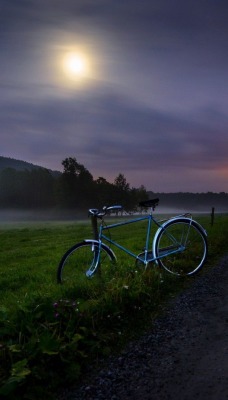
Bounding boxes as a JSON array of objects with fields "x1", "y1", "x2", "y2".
[{"x1": 62, "y1": 52, "x2": 88, "y2": 79}]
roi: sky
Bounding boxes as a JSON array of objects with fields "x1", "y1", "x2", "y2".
[{"x1": 1, "y1": 0, "x2": 228, "y2": 193}]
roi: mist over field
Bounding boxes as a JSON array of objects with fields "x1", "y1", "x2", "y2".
[
  {"x1": 0, "y1": 209, "x2": 85, "y2": 223},
  {"x1": 0, "y1": 204, "x2": 226, "y2": 225}
]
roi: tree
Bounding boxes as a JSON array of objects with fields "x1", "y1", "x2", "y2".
[
  {"x1": 130, "y1": 185, "x2": 148, "y2": 211},
  {"x1": 62, "y1": 157, "x2": 81, "y2": 175},
  {"x1": 113, "y1": 173, "x2": 131, "y2": 209},
  {"x1": 56, "y1": 157, "x2": 93, "y2": 208},
  {"x1": 94, "y1": 177, "x2": 115, "y2": 208},
  {"x1": 0, "y1": 168, "x2": 55, "y2": 208},
  {"x1": 114, "y1": 173, "x2": 130, "y2": 191},
  {"x1": 0, "y1": 168, "x2": 19, "y2": 207},
  {"x1": 28, "y1": 169, "x2": 55, "y2": 208}
]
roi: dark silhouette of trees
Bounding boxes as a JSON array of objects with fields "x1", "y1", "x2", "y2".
[
  {"x1": 56, "y1": 157, "x2": 93, "y2": 208},
  {"x1": 55, "y1": 160, "x2": 147, "y2": 211},
  {"x1": 130, "y1": 185, "x2": 148, "y2": 211},
  {"x1": 114, "y1": 173, "x2": 130, "y2": 191},
  {"x1": 0, "y1": 168, "x2": 19, "y2": 207},
  {"x1": 147, "y1": 191, "x2": 228, "y2": 211},
  {"x1": 0, "y1": 156, "x2": 227, "y2": 212},
  {"x1": 113, "y1": 173, "x2": 130, "y2": 209},
  {"x1": 0, "y1": 168, "x2": 55, "y2": 208},
  {"x1": 93, "y1": 177, "x2": 116, "y2": 208}
]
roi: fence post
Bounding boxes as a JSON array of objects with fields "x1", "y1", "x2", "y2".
[{"x1": 211, "y1": 207, "x2": 215, "y2": 226}]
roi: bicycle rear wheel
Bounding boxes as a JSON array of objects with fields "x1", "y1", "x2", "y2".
[
  {"x1": 154, "y1": 218, "x2": 208, "y2": 276},
  {"x1": 57, "y1": 240, "x2": 116, "y2": 284}
]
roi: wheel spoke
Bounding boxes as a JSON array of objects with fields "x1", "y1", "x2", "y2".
[
  {"x1": 155, "y1": 219, "x2": 207, "y2": 276},
  {"x1": 57, "y1": 241, "x2": 115, "y2": 284}
]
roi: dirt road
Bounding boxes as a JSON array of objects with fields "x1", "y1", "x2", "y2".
[{"x1": 60, "y1": 254, "x2": 228, "y2": 400}]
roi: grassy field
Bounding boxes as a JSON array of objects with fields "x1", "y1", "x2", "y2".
[{"x1": 0, "y1": 213, "x2": 227, "y2": 399}]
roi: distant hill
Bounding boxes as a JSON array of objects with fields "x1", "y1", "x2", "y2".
[{"x1": 0, "y1": 156, "x2": 61, "y2": 177}]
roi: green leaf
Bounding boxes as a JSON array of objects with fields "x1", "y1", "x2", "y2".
[
  {"x1": 38, "y1": 333, "x2": 59, "y2": 355},
  {"x1": 72, "y1": 333, "x2": 83, "y2": 343},
  {"x1": 11, "y1": 359, "x2": 31, "y2": 379},
  {"x1": 0, "y1": 359, "x2": 31, "y2": 396},
  {"x1": 8, "y1": 344, "x2": 22, "y2": 353}
]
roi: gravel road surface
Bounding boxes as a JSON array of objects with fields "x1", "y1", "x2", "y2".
[{"x1": 59, "y1": 254, "x2": 228, "y2": 400}]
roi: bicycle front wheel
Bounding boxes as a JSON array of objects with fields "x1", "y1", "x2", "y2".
[
  {"x1": 154, "y1": 219, "x2": 208, "y2": 276},
  {"x1": 57, "y1": 240, "x2": 116, "y2": 284}
]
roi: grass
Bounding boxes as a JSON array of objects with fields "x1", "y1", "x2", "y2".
[{"x1": 0, "y1": 213, "x2": 227, "y2": 399}]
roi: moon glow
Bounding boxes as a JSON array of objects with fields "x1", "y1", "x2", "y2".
[{"x1": 63, "y1": 52, "x2": 88, "y2": 79}]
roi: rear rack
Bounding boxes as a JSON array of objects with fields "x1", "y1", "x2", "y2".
[{"x1": 157, "y1": 213, "x2": 192, "y2": 223}]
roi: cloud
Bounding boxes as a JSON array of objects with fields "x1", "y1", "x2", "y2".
[
  {"x1": 1, "y1": 84, "x2": 227, "y2": 180},
  {"x1": 0, "y1": 0, "x2": 228, "y2": 192}
]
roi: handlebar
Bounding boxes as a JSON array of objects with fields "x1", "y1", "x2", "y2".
[
  {"x1": 88, "y1": 198, "x2": 159, "y2": 218},
  {"x1": 88, "y1": 205, "x2": 123, "y2": 218}
]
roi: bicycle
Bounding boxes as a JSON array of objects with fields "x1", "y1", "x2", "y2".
[{"x1": 57, "y1": 198, "x2": 208, "y2": 284}]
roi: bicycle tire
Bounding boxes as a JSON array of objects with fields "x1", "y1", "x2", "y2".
[
  {"x1": 154, "y1": 218, "x2": 208, "y2": 276},
  {"x1": 57, "y1": 240, "x2": 116, "y2": 284}
]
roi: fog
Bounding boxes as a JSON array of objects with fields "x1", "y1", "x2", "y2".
[
  {"x1": 0, "y1": 206, "x2": 226, "y2": 226},
  {"x1": 0, "y1": 209, "x2": 86, "y2": 224}
]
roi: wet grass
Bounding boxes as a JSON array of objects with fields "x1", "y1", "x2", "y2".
[{"x1": 0, "y1": 213, "x2": 227, "y2": 399}]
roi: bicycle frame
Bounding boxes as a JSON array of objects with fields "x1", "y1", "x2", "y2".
[{"x1": 96, "y1": 211, "x2": 192, "y2": 267}]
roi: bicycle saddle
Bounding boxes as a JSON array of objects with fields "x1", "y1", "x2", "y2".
[{"x1": 138, "y1": 198, "x2": 159, "y2": 208}]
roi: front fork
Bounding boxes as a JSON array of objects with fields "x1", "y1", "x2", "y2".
[{"x1": 85, "y1": 240, "x2": 102, "y2": 277}]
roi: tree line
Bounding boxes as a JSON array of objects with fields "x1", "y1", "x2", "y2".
[
  {"x1": 147, "y1": 191, "x2": 228, "y2": 211},
  {"x1": 0, "y1": 157, "x2": 148, "y2": 211},
  {"x1": 0, "y1": 157, "x2": 227, "y2": 212}
]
